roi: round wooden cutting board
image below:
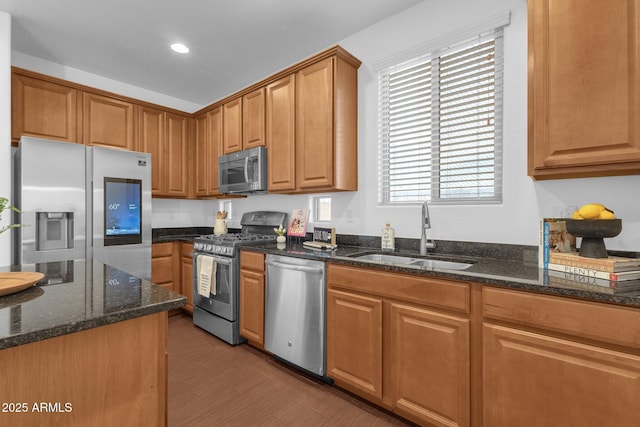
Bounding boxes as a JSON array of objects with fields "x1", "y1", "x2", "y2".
[{"x1": 0, "y1": 272, "x2": 45, "y2": 296}]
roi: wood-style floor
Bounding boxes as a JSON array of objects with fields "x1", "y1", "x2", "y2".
[{"x1": 168, "y1": 313, "x2": 414, "y2": 427}]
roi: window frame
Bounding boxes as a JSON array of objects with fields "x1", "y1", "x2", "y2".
[{"x1": 377, "y1": 15, "x2": 509, "y2": 207}]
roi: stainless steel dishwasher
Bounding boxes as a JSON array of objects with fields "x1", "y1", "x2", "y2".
[{"x1": 265, "y1": 254, "x2": 326, "y2": 377}]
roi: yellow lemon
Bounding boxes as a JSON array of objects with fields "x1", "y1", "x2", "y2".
[
  {"x1": 599, "y1": 209, "x2": 616, "y2": 219},
  {"x1": 571, "y1": 210, "x2": 583, "y2": 220},
  {"x1": 578, "y1": 204, "x2": 602, "y2": 219}
]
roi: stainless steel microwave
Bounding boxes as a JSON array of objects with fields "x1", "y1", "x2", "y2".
[{"x1": 218, "y1": 146, "x2": 267, "y2": 194}]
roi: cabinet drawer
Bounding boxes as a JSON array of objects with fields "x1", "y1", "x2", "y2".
[
  {"x1": 483, "y1": 287, "x2": 640, "y2": 349},
  {"x1": 240, "y1": 251, "x2": 265, "y2": 272},
  {"x1": 152, "y1": 257, "x2": 174, "y2": 284},
  {"x1": 152, "y1": 242, "x2": 174, "y2": 258},
  {"x1": 180, "y1": 242, "x2": 193, "y2": 258},
  {"x1": 327, "y1": 264, "x2": 470, "y2": 314}
]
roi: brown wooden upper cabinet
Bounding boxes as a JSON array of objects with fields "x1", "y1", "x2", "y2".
[
  {"x1": 83, "y1": 92, "x2": 135, "y2": 150},
  {"x1": 528, "y1": 0, "x2": 640, "y2": 179},
  {"x1": 222, "y1": 97, "x2": 243, "y2": 154},
  {"x1": 243, "y1": 87, "x2": 266, "y2": 149},
  {"x1": 266, "y1": 74, "x2": 296, "y2": 192},
  {"x1": 221, "y1": 88, "x2": 266, "y2": 155},
  {"x1": 11, "y1": 71, "x2": 82, "y2": 145},
  {"x1": 267, "y1": 47, "x2": 360, "y2": 194},
  {"x1": 138, "y1": 106, "x2": 189, "y2": 198},
  {"x1": 194, "y1": 107, "x2": 223, "y2": 197}
]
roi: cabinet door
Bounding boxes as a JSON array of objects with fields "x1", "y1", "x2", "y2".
[
  {"x1": 296, "y1": 57, "x2": 334, "y2": 190},
  {"x1": 223, "y1": 97, "x2": 243, "y2": 154},
  {"x1": 83, "y1": 92, "x2": 135, "y2": 150},
  {"x1": 528, "y1": 0, "x2": 640, "y2": 178},
  {"x1": 484, "y1": 323, "x2": 640, "y2": 427},
  {"x1": 138, "y1": 106, "x2": 165, "y2": 195},
  {"x1": 266, "y1": 74, "x2": 297, "y2": 192},
  {"x1": 243, "y1": 88, "x2": 266, "y2": 149},
  {"x1": 11, "y1": 73, "x2": 81, "y2": 145},
  {"x1": 180, "y1": 243, "x2": 193, "y2": 314},
  {"x1": 195, "y1": 108, "x2": 223, "y2": 197},
  {"x1": 239, "y1": 269, "x2": 265, "y2": 346},
  {"x1": 164, "y1": 113, "x2": 189, "y2": 197},
  {"x1": 389, "y1": 303, "x2": 470, "y2": 427},
  {"x1": 194, "y1": 113, "x2": 209, "y2": 196},
  {"x1": 326, "y1": 289, "x2": 383, "y2": 400},
  {"x1": 207, "y1": 107, "x2": 223, "y2": 195},
  {"x1": 152, "y1": 242, "x2": 176, "y2": 292}
]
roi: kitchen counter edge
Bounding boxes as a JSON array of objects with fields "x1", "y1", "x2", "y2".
[{"x1": 0, "y1": 262, "x2": 186, "y2": 351}]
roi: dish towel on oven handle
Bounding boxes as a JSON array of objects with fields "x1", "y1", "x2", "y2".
[{"x1": 196, "y1": 255, "x2": 217, "y2": 297}]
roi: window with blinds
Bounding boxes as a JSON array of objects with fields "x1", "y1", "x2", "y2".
[{"x1": 378, "y1": 29, "x2": 504, "y2": 205}]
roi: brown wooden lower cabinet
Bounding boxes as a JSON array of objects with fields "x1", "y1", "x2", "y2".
[
  {"x1": 389, "y1": 303, "x2": 470, "y2": 426},
  {"x1": 327, "y1": 264, "x2": 640, "y2": 427},
  {"x1": 326, "y1": 289, "x2": 383, "y2": 400},
  {"x1": 151, "y1": 241, "x2": 193, "y2": 315},
  {"x1": 326, "y1": 264, "x2": 470, "y2": 427},
  {"x1": 239, "y1": 251, "x2": 266, "y2": 348},
  {"x1": 180, "y1": 242, "x2": 194, "y2": 314},
  {"x1": 151, "y1": 242, "x2": 178, "y2": 292},
  {"x1": 482, "y1": 286, "x2": 640, "y2": 427},
  {"x1": 483, "y1": 323, "x2": 640, "y2": 427}
]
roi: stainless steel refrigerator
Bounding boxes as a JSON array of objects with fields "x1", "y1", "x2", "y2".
[{"x1": 12, "y1": 137, "x2": 152, "y2": 280}]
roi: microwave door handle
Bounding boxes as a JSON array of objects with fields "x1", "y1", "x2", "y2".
[{"x1": 244, "y1": 157, "x2": 250, "y2": 182}]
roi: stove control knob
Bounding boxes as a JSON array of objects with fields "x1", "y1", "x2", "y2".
[{"x1": 193, "y1": 242, "x2": 201, "y2": 251}]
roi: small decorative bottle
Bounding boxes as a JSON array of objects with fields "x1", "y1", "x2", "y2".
[{"x1": 381, "y1": 223, "x2": 395, "y2": 251}]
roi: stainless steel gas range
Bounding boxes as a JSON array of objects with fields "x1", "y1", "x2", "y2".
[{"x1": 192, "y1": 211, "x2": 287, "y2": 345}]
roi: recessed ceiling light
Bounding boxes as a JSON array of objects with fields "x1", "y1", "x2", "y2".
[{"x1": 171, "y1": 43, "x2": 189, "y2": 54}]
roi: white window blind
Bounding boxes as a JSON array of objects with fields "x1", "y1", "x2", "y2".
[{"x1": 378, "y1": 19, "x2": 507, "y2": 206}]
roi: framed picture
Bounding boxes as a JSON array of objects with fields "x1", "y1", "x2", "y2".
[{"x1": 287, "y1": 209, "x2": 309, "y2": 237}]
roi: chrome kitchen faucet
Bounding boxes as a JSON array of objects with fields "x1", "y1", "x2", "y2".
[{"x1": 420, "y1": 201, "x2": 436, "y2": 255}]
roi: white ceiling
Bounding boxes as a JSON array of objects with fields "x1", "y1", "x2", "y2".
[{"x1": 0, "y1": 0, "x2": 423, "y2": 108}]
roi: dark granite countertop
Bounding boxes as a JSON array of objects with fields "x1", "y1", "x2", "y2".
[
  {"x1": 241, "y1": 241, "x2": 640, "y2": 309},
  {"x1": 152, "y1": 226, "x2": 214, "y2": 243},
  {"x1": 0, "y1": 259, "x2": 186, "y2": 350}
]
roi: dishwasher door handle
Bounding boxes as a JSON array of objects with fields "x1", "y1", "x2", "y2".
[{"x1": 266, "y1": 261, "x2": 324, "y2": 274}]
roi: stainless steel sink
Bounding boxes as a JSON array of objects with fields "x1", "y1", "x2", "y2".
[
  {"x1": 351, "y1": 254, "x2": 417, "y2": 264},
  {"x1": 407, "y1": 259, "x2": 472, "y2": 270},
  {"x1": 350, "y1": 253, "x2": 473, "y2": 271}
]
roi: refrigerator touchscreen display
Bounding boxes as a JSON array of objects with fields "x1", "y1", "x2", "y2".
[{"x1": 104, "y1": 177, "x2": 142, "y2": 246}]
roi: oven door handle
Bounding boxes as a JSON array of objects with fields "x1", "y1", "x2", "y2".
[
  {"x1": 195, "y1": 253, "x2": 234, "y2": 266},
  {"x1": 266, "y1": 260, "x2": 324, "y2": 274}
]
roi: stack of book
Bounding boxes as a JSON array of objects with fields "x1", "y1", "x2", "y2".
[
  {"x1": 546, "y1": 252, "x2": 640, "y2": 294},
  {"x1": 539, "y1": 218, "x2": 576, "y2": 268}
]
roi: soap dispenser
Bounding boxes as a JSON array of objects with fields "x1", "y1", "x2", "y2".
[{"x1": 381, "y1": 223, "x2": 395, "y2": 251}]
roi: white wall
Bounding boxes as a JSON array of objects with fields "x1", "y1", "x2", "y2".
[
  {"x1": 1, "y1": 12, "x2": 11, "y2": 266},
  {"x1": 7, "y1": 0, "x2": 640, "y2": 253}
]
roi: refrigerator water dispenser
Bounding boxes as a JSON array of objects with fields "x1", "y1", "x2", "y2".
[{"x1": 36, "y1": 212, "x2": 74, "y2": 251}]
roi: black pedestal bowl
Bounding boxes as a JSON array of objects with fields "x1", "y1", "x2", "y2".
[{"x1": 565, "y1": 219, "x2": 622, "y2": 259}]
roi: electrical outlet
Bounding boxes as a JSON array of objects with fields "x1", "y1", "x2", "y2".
[{"x1": 346, "y1": 209, "x2": 354, "y2": 223}]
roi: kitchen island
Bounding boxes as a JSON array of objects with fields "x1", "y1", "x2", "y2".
[{"x1": 0, "y1": 259, "x2": 185, "y2": 427}]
